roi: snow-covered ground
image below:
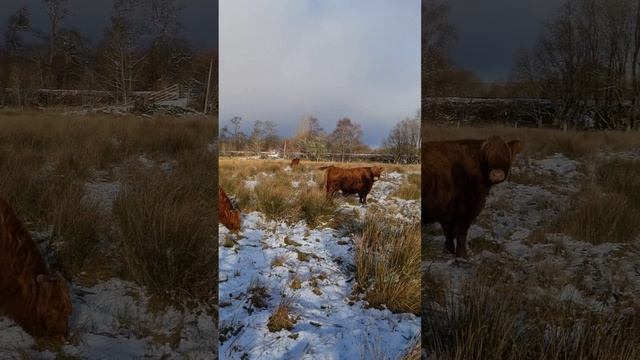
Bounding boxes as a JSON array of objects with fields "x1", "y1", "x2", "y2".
[
  {"x1": 0, "y1": 278, "x2": 215, "y2": 359},
  {"x1": 425, "y1": 151, "x2": 640, "y2": 315},
  {"x1": 0, "y1": 154, "x2": 216, "y2": 359},
  {"x1": 219, "y1": 168, "x2": 420, "y2": 359}
]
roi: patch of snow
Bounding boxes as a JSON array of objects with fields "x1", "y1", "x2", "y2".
[
  {"x1": 219, "y1": 170, "x2": 420, "y2": 359},
  {"x1": 245, "y1": 180, "x2": 259, "y2": 191},
  {"x1": 0, "y1": 279, "x2": 215, "y2": 358},
  {"x1": 84, "y1": 181, "x2": 121, "y2": 212}
]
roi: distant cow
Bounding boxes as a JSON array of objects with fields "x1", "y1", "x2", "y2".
[
  {"x1": 219, "y1": 186, "x2": 241, "y2": 231},
  {"x1": 423, "y1": 136, "x2": 524, "y2": 257},
  {"x1": 290, "y1": 158, "x2": 301, "y2": 167},
  {"x1": 0, "y1": 197, "x2": 72, "y2": 342},
  {"x1": 319, "y1": 165, "x2": 383, "y2": 204}
]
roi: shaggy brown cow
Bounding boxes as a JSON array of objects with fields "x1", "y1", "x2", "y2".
[
  {"x1": 219, "y1": 186, "x2": 241, "y2": 231},
  {"x1": 423, "y1": 136, "x2": 524, "y2": 257},
  {"x1": 319, "y1": 166, "x2": 383, "y2": 204},
  {"x1": 0, "y1": 197, "x2": 72, "y2": 342},
  {"x1": 290, "y1": 158, "x2": 301, "y2": 167}
]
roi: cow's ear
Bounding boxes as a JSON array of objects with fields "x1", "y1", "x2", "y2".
[{"x1": 508, "y1": 140, "x2": 524, "y2": 157}]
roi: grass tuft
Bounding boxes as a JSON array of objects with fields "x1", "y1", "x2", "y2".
[
  {"x1": 113, "y1": 168, "x2": 215, "y2": 304},
  {"x1": 355, "y1": 212, "x2": 420, "y2": 314}
]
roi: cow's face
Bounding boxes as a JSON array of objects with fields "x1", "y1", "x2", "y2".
[
  {"x1": 229, "y1": 209, "x2": 241, "y2": 231},
  {"x1": 480, "y1": 136, "x2": 524, "y2": 184},
  {"x1": 35, "y1": 272, "x2": 72, "y2": 342},
  {"x1": 371, "y1": 166, "x2": 383, "y2": 179}
]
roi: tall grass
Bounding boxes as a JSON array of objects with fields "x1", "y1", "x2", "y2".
[
  {"x1": 355, "y1": 212, "x2": 421, "y2": 314},
  {"x1": 296, "y1": 186, "x2": 336, "y2": 227},
  {"x1": 48, "y1": 182, "x2": 105, "y2": 276},
  {"x1": 393, "y1": 173, "x2": 421, "y2": 200},
  {"x1": 424, "y1": 124, "x2": 640, "y2": 159},
  {"x1": 255, "y1": 177, "x2": 292, "y2": 221},
  {"x1": 425, "y1": 279, "x2": 640, "y2": 359},
  {"x1": 113, "y1": 167, "x2": 215, "y2": 304},
  {"x1": 554, "y1": 159, "x2": 640, "y2": 244},
  {"x1": 0, "y1": 111, "x2": 216, "y2": 306}
]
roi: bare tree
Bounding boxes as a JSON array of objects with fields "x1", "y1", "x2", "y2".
[
  {"x1": 3, "y1": 7, "x2": 32, "y2": 106},
  {"x1": 228, "y1": 116, "x2": 247, "y2": 151},
  {"x1": 42, "y1": 0, "x2": 69, "y2": 67},
  {"x1": 97, "y1": 0, "x2": 147, "y2": 104},
  {"x1": 250, "y1": 120, "x2": 267, "y2": 155},
  {"x1": 383, "y1": 114, "x2": 420, "y2": 164},
  {"x1": 328, "y1": 118, "x2": 363, "y2": 162},
  {"x1": 423, "y1": 0, "x2": 457, "y2": 98},
  {"x1": 294, "y1": 116, "x2": 327, "y2": 161},
  {"x1": 511, "y1": 0, "x2": 640, "y2": 130}
]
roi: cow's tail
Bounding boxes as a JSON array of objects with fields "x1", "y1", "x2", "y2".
[{"x1": 318, "y1": 166, "x2": 333, "y2": 170}]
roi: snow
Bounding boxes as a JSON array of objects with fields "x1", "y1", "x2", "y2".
[
  {"x1": 0, "y1": 279, "x2": 215, "y2": 358},
  {"x1": 219, "y1": 169, "x2": 420, "y2": 359},
  {"x1": 245, "y1": 180, "x2": 259, "y2": 191}
]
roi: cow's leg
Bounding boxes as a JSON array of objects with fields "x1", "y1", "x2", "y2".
[
  {"x1": 359, "y1": 192, "x2": 367, "y2": 204},
  {"x1": 454, "y1": 224, "x2": 470, "y2": 258},
  {"x1": 326, "y1": 185, "x2": 335, "y2": 199},
  {"x1": 442, "y1": 222, "x2": 456, "y2": 254}
]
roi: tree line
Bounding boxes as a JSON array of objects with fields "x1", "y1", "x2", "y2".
[
  {"x1": 0, "y1": 0, "x2": 216, "y2": 113},
  {"x1": 423, "y1": 0, "x2": 640, "y2": 130},
  {"x1": 219, "y1": 114, "x2": 421, "y2": 164}
]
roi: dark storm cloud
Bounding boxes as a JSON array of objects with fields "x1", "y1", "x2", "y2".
[
  {"x1": 447, "y1": 0, "x2": 559, "y2": 82},
  {"x1": 0, "y1": 0, "x2": 217, "y2": 49}
]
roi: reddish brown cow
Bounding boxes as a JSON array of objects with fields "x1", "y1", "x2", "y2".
[
  {"x1": 423, "y1": 136, "x2": 524, "y2": 257},
  {"x1": 290, "y1": 158, "x2": 301, "y2": 167},
  {"x1": 0, "y1": 197, "x2": 72, "y2": 342},
  {"x1": 319, "y1": 165, "x2": 383, "y2": 204},
  {"x1": 219, "y1": 186, "x2": 241, "y2": 231}
]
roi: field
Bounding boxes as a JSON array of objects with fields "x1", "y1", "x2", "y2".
[
  {"x1": 0, "y1": 110, "x2": 216, "y2": 358},
  {"x1": 423, "y1": 125, "x2": 640, "y2": 358},
  {"x1": 218, "y1": 158, "x2": 421, "y2": 359}
]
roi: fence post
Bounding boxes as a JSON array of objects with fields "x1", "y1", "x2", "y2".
[{"x1": 204, "y1": 56, "x2": 214, "y2": 114}]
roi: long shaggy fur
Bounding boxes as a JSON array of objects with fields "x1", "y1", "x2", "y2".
[
  {"x1": 423, "y1": 136, "x2": 523, "y2": 257},
  {"x1": 318, "y1": 165, "x2": 383, "y2": 204},
  {"x1": 218, "y1": 186, "x2": 241, "y2": 231},
  {"x1": 0, "y1": 197, "x2": 72, "y2": 342}
]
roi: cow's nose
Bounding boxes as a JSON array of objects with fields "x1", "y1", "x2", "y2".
[{"x1": 489, "y1": 169, "x2": 506, "y2": 183}]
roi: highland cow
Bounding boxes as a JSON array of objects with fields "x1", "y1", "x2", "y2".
[
  {"x1": 423, "y1": 136, "x2": 524, "y2": 257},
  {"x1": 219, "y1": 186, "x2": 241, "y2": 231},
  {"x1": 290, "y1": 158, "x2": 301, "y2": 167},
  {"x1": 319, "y1": 165, "x2": 383, "y2": 204},
  {"x1": 0, "y1": 197, "x2": 72, "y2": 342}
]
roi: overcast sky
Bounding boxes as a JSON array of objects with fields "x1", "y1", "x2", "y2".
[
  {"x1": 0, "y1": 0, "x2": 217, "y2": 49},
  {"x1": 447, "y1": 0, "x2": 559, "y2": 82},
  {"x1": 220, "y1": 0, "x2": 420, "y2": 147}
]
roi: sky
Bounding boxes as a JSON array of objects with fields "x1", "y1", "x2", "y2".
[
  {"x1": 0, "y1": 0, "x2": 217, "y2": 49},
  {"x1": 447, "y1": 0, "x2": 559, "y2": 82},
  {"x1": 219, "y1": 0, "x2": 420, "y2": 148}
]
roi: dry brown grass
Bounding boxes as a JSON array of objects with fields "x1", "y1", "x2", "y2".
[
  {"x1": 113, "y1": 165, "x2": 215, "y2": 304},
  {"x1": 267, "y1": 301, "x2": 296, "y2": 332},
  {"x1": 355, "y1": 212, "x2": 421, "y2": 315},
  {"x1": 553, "y1": 159, "x2": 640, "y2": 244},
  {"x1": 425, "y1": 278, "x2": 640, "y2": 359},
  {"x1": 424, "y1": 124, "x2": 640, "y2": 159},
  {"x1": 393, "y1": 173, "x2": 421, "y2": 200},
  {"x1": 0, "y1": 110, "x2": 216, "y2": 306}
]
